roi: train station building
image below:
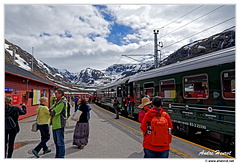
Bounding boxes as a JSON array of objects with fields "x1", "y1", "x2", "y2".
[{"x1": 5, "y1": 61, "x2": 57, "y2": 119}]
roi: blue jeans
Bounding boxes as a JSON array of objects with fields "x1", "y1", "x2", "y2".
[
  {"x1": 52, "y1": 128, "x2": 65, "y2": 158},
  {"x1": 144, "y1": 148, "x2": 169, "y2": 158},
  {"x1": 114, "y1": 106, "x2": 119, "y2": 119},
  {"x1": 127, "y1": 105, "x2": 133, "y2": 117}
]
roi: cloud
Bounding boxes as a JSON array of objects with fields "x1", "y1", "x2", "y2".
[{"x1": 5, "y1": 4, "x2": 235, "y2": 72}]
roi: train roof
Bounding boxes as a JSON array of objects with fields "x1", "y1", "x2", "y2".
[
  {"x1": 98, "y1": 76, "x2": 131, "y2": 90},
  {"x1": 129, "y1": 47, "x2": 235, "y2": 82}
]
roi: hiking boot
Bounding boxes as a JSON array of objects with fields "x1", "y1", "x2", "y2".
[
  {"x1": 32, "y1": 150, "x2": 40, "y2": 158},
  {"x1": 43, "y1": 149, "x2": 51, "y2": 154}
]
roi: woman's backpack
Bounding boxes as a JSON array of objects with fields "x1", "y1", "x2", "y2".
[{"x1": 147, "y1": 109, "x2": 172, "y2": 146}]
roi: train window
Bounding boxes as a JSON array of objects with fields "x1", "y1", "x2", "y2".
[
  {"x1": 144, "y1": 82, "x2": 155, "y2": 97},
  {"x1": 183, "y1": 74, "x2": 208, "y2": 99},
  {"x1": 221, "y1": 70, "x2": 235, "y2": 99},
  {"x1": 134, "y1": 84, "x2": 141, "y2": 106},
  {"x1": 160, "y1": 79, "x2": 176, "y2": 99},
  {"x1": 136, "y1": 84, "x2": 141, "y2": 99}
]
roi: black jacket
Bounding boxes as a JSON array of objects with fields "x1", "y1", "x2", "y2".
[
  {"x1": 113, "y1": 99, "x2": 119, "y2": 107},
  {"x1": 5, "y1": 105, "x2": 27, "y2": 133},
  {"x1": 78, "y1": 103, "x2": 89, "y2": 123}
]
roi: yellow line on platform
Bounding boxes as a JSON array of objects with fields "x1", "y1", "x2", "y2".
[
  {"x1": 173, "y1": 135, "x2": 234, "y2": 159},
  {"x1": 92, "y1": 105, "x2": 142, "y2": 134},
  {"x1": 91, "y1": 104, "x2": 193, "y2": 158},
  {"x1": 91, "y1": 104, "x2": 234, "y2": 159}
]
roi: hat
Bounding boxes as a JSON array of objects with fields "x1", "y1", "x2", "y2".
[{"x1": 138, "y1": 97, "x2": 152, "y2": 108}]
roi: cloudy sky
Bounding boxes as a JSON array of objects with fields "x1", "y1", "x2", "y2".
[{"x1": 4, "y1": 2, "x2": 236, "y2": 73}]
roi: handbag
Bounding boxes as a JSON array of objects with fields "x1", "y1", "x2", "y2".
[
  {"x1": 71, "y1": 110, "x2": 82, "y2": 121},
  {"x1": 31, "y1": 122, "x2": 38, "y2": 132},
  {"x1": 31, "y1": 107, "x2": 39, "y2": 132}
]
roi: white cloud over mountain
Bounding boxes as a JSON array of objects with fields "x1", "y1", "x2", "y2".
[{"x1": 5, "y1": 4, "x2": 235, "y2": 72}]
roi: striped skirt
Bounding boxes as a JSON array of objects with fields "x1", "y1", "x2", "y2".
[{"x1": 73, "y1": 122, "x2": 89, "y2": 147}]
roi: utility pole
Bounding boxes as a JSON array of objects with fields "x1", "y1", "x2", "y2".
[
  {"x1": 31, "y1": 47, "x2": 34, "y2": 71},
  {"x1": 153, "y1": 30, "x2": 159, "y2": 68}
]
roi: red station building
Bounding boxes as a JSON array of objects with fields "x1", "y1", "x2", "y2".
[{"x1": 5, "y1": 61, "x2": 57, "y2": 119}]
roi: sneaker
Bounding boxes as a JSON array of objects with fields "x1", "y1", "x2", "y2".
[
  {"x1": 32, "y1": 150, "x2": 40, "y2": 158},
  {"x1": 78, "y1": 145, "x2": 84, "y2": 149},
  {"x1": 43, "y1": 149, "x2": 51, "y2": 154}
]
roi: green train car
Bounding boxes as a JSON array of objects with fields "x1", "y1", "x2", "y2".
[
  {"x1": 96, "y1": 47, "x2": 235, "y2": 150},
  {"x1": 129, "y1": 46, "x2": 235, "y2": 149}
]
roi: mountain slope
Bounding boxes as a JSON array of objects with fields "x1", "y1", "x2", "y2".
[
  {"x1": 163, "y1": 27, "x2": 235, "y2": 66},
  {"x1": 5, "y1": 26, "x2": 235, "y2": 88}
]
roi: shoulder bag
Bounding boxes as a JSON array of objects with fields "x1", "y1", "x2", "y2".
[
  {"x1": 71, "y1": 109, "x2": 82, "y2": 121},
  {"x1": 31, "y1": 108, "x2": 39, "y2": 132}
]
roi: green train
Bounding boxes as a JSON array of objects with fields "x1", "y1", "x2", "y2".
[{"x1": 96, "y1": 47, "x2": 235, "y2": 150}]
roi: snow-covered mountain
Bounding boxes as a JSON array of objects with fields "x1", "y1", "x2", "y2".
[
  {"x1": 163, "y1": 26, "x2": 235, "y2": 66},
  {"x1": 5, "y1": 39, "x2": 154, "y2": 87},
  {"x1": 5, "y1": 26, "x2": 235, "y2": 89},
  {"x1": 103, "y1": 61, "x2": 154, "y2": 80}
]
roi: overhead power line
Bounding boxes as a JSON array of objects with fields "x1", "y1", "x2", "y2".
[
  {"x1": 122, "y1": 5, "x2": 205, "y2": 57},
  {"x1": 162, "y1": 17, "x2": 235, "y2": 50},
  {"x1": 160, "y1": 5, "x2": 204, "y2": 29},
  {"x1": 161, "y1": 5, "x2": 225, "y2": 39}
]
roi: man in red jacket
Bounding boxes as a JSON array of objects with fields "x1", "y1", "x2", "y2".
[
  {"x1": 125, "y1": 95, "x2": 134, "y2": 117},
  {"x1": 140, "y1": 96, "x2": 173, "y2": 158}
]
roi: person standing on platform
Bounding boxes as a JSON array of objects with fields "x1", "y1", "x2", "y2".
[
  {"x1": 32, "y1": 97, "x2": 51, "y2": 158},
  {"x1": 84, "y1": 97, "x2": 92, "y2": 120},
  {"x1": 125, "y1": 95, "x2": 134, "y2": 118},
  {"x1": 113, "y1": 97, "x2": 120, "y2": 119},
  {"x1": 140, "y1": 96, "x2": 173, "y2": 158},
  {"x1": 138, "y1": 97, "x2": 152, "y2": 123},
  {"x1": 73, "y1": 98, "x2": 90, "y2": 149},
  {"x1": 5, "y1": 96, "x2": 27, "y2": 158},
  {"x1": 74, "y1": 96, "x2": 80, "y2": 112},
  {"x1": 50, "y1": 89, "x2": 68, "y2": 158}
]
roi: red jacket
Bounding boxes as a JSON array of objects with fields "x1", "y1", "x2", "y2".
[
  {"x1": 138, "y1": 109, "x2": 147, "y2": 123},
  {"x1": 125, "y1": 97, "x2": 134, "y2": 106},
  {"x1": 140, "y1": 107, "x2": 173, "y2": 151}
]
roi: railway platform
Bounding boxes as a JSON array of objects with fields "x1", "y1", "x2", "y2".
[{"x1": 10, "y1": 104, "x2": 235, "y2": 160}]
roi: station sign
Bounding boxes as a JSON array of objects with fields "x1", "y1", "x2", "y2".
[
  {"x1": 5, "y1": 88, "x2": 14, "y2": 92},
  {"x1": 12, "y1": 94, "x2": 19, "y2": 105}
]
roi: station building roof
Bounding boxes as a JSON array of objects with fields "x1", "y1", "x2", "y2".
[{"x1": 5, "y1": 61, "x2": 56, "y2": 87}]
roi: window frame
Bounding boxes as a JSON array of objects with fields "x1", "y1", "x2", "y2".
[
  {"x1": 143, "y1": 82, "x2": 155, "y2": 97},
  {"x1": 221, "y1": 69, "x2": 235, "y2": 100},
  {"x1": 159, "y1": 78, "x2": 176, "y2": 99},
  {"x1": 182, "y1": 73, "x2": 209, "y2": 100}
]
